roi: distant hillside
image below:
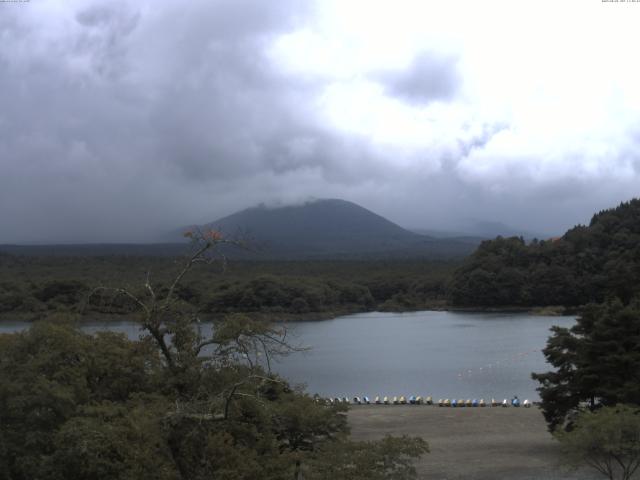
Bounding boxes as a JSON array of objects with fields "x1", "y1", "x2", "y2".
[
  {"x1": 179, "y1": 199, "x2": 477, "y2": 259},
  {"x1": 449, "y1": 198, "x2": 640, "y2": 307},
  {"x1": 412, "y1": 221, "x2": 546, "y2": 241}
]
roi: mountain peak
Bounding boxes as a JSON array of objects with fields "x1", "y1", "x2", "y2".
[{"x1": 173, "y1": 199, "x2": 477, "y2": 259}]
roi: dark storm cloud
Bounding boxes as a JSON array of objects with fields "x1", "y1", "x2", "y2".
[
  {"x1": 379, "y1": 52, "x2": 461, "y2": 104},
  {"x1": 0, "y1": 0, "x2": 393, "y2": 242},
  {"x1": 0, "y1": 0, "x2": 340, "y2": 241},
  {"x1": 1, "y1": 1, "x2": 638, "y2": 243}
]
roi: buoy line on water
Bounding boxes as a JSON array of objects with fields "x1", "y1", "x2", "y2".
[{"x1": 455, "y1": 348, "x2": 541, "y2": 381}]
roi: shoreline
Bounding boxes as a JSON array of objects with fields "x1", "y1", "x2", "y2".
[{"x1": 0, "y1": 304, "x2": 578, "y2": 324}]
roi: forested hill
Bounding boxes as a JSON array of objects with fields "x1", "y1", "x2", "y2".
[
  {"x1": 449, "y1": 198, "x2": 640, "y2": 307},
  {"x1": 178, "y1": 198, "x2": 478, "y2": 259}
]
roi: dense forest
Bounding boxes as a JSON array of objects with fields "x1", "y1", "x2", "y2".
[
  {"x1": 0, "y1": 256, "x2": 455, "y2": 321},
  {"x1": 0, "y1": 234, "x2": 428, "y2": 479},
  {"x1": 450, "y1": 199, "x2": 640, "y2": 308}
]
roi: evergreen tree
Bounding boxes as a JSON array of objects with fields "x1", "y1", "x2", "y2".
[{"x1": 533, "y1": 299, "x2": 640, "y2": 431}]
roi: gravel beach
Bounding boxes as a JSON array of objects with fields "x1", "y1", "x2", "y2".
[{"x1": 348, "y1": 405, "x2": 600, "y2": 480}]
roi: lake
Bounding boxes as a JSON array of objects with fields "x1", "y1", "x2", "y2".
[{"x1": 0, "y1": 310, "x2": 575, "y2": 401}]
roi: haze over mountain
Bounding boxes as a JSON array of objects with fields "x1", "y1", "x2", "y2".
[
  {"x1": 179, "y1": 199, "x2": 478, "y2": 259},
  {"x1": 412, "y1": 221, "x2": 548, "y2": 241}
]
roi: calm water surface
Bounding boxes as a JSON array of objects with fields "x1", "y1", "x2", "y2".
[
  {"x1": 276, "y1": 311, "x2": 575, "y2": 401},
  {"x1": 0, "y1": 311, "x2": 574, "y2": 400}
]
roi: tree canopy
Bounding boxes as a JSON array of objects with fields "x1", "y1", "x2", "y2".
[
  {"x1": 555, "y1": 405, "x2": 640, "y2": 480},
  {"x1": 0, "y1": 232, "x2": 428, "y2": 479},
  {"x1": 532, "y1": 299, "x2": 640, "y2": 431},
  {"x1": 450, "y1": 199, "x2": 640, "y2": 307}
]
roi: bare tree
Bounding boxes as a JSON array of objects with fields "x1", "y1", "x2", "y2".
[{"x1": 89, "y1": 229, "x2": 303, "y2": 409}]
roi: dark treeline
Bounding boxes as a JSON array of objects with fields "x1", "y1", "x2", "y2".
[
  {"x1": 450, "y1": 199, "x2": 640, "y2": 307},
  {"x1": 0, "y1": 256, "x2": 456, "y2": 320}
]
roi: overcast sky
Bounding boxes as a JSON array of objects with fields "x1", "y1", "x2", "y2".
[{"x1": 1, "y1": 0, "x2": 639, "y2": 243}]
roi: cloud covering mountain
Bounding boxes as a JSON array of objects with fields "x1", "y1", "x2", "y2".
[{"x1": 1, "y1": 0, "x2": 639, "y2": 243}]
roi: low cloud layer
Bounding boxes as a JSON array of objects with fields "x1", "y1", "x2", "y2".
[{"x1": 1, "y1": 0, "x2": 639, "y2": 243}]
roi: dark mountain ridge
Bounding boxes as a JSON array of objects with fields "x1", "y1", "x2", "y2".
[
  {"x1": 0, "y1": 199, "x2": 481, "y2": 259},
  {"x1": 181, "y1": 198, "x2": 477, "y2": 259}
]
